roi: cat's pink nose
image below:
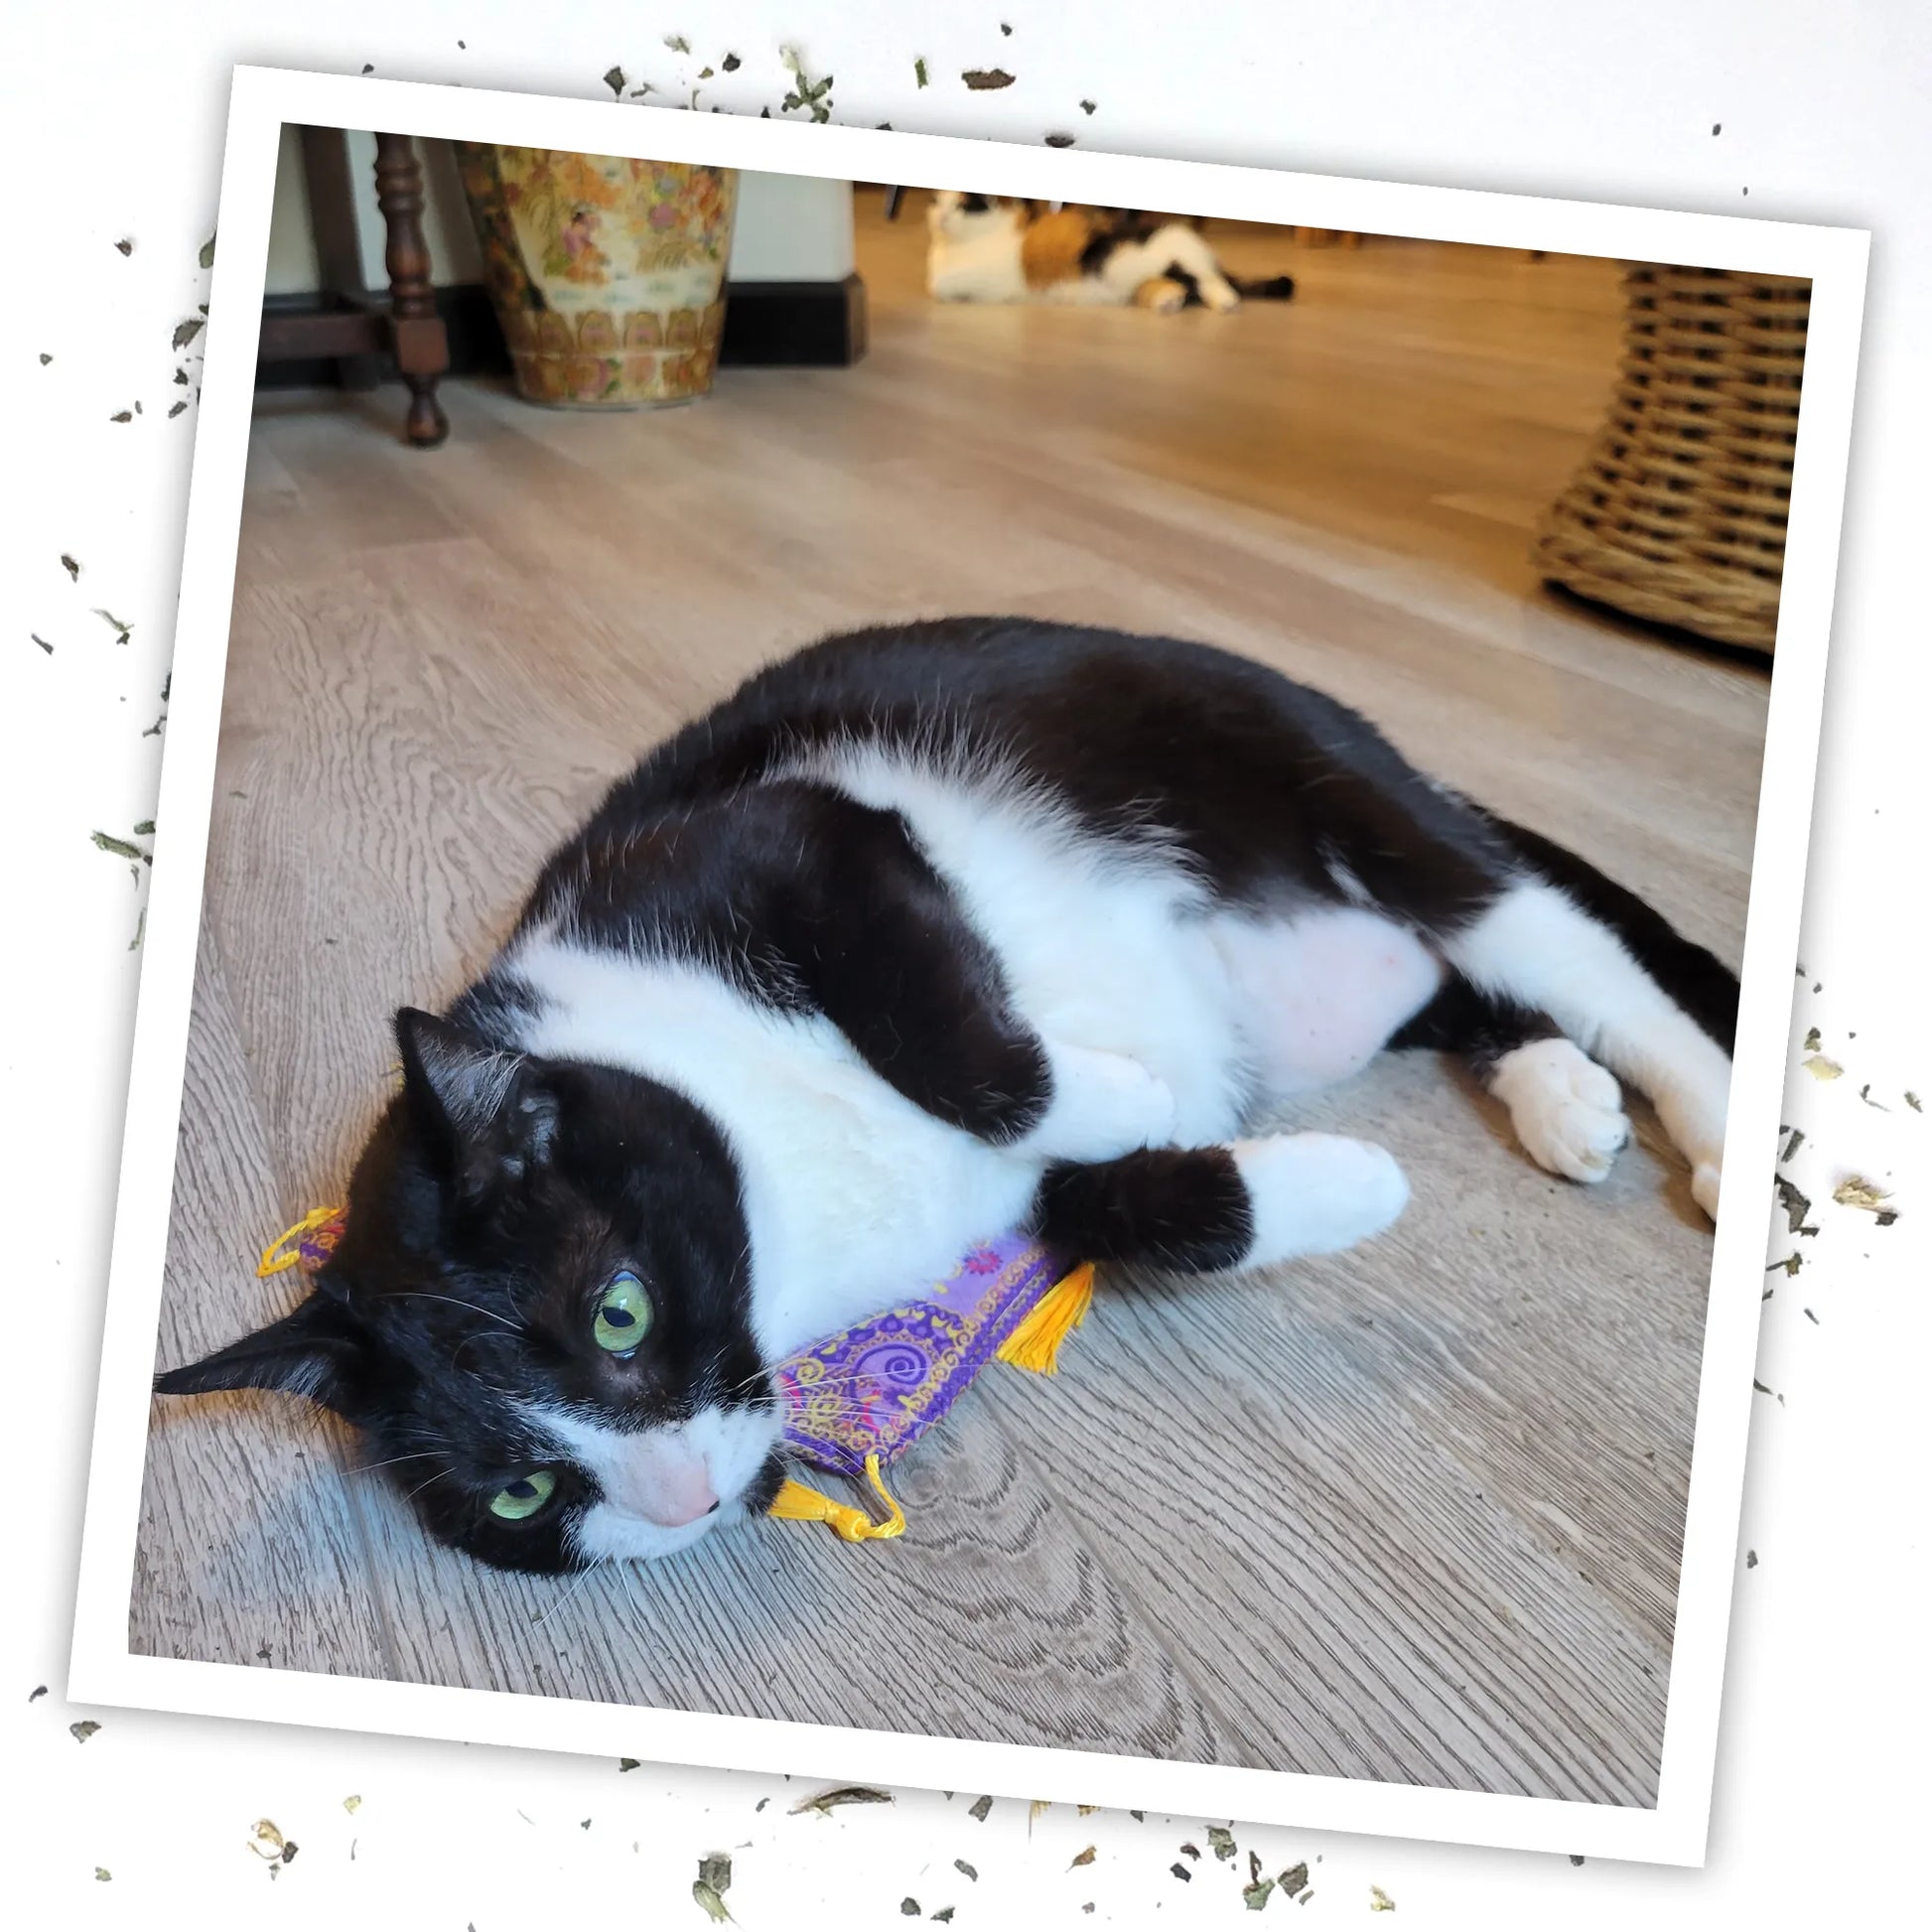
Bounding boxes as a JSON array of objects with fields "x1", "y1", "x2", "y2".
[{"x1": 642, "y1": 1463, "x2": 719, "y2": 1529}]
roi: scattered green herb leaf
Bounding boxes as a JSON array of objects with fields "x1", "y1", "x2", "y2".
[
  {"x1": 968, "y1": 1796, "x2": 993, "y2": 1821},
  {"x1": 201, "y1": 233, "x2": 216, "y2": 269},
  {"x1": 1775, "y1": 1176, "x2": 1811, "y2": 1231},
  {"x1": 963, "y1": 69, "x2": 1016, "y2": 89},
  {"x1": 790, "y1": 1785, "x2": 893, "y2": 1815},
  {"x1": 174, "y1": 317, "x2": 205, "y2": 350},
  {"x1": 115, "y1": 238, "x2": 132, "y2": 255},
  {"x1": 954, "y1": 1860, "x2": 977, "y2": 1880},
  {"x1": 1070, "y1": 1846, "x2": 1096, "y2": 1867},
  {"x1": 1370, "y1": 1885, "x2": 1396, "y2": 1911},
  {"x1": 70, "y1": 1721, "x2": 100, "y2": 1742},
  {"x1": 665, "y1": 35, "x2": 690, "y2": 53},
  {"x1": 692, "y1": 1879, "x2": 731, "y2": 1923},
  {"x1": 603, "y1": 66, "x2": 626, "y2": 96},
  {"x1": 723, "y1": 54, "x2": 741, "y2": 71},
  {"x1": 33, "y1": 634, "x2": 53, "y2": 654},
  {"x1": 343, "y1": 1796, "x2": 360, "y2": 1813},
  {"x1": 61, "y1": 553, "x2": 79, "y2": 580},
  {"x1": 169, "y1": 400, "x2": 188, "y2": 418},
  {"x1": 1080, "y1": 99, "x2": 1096, "y2": 113},
  {"x1": 1834, "y1": 1176, "x2": 1891, "y2": 1213},
  {"x1": 1172, "y1": 1863, "x2": 1193, "y2": 1881},
  {"x1": 1781, "y1": 1127, "x2": 1805, "y2": 1162},
  {"x1": 95, "y1": 609, "x2": 132, "y2": 642},
  {"x1": 110, "y1": 410, "x2": 132, "y2": 423},
  {"x1": 96, "y1": 1868, "x2": 111, "y2": 1881},
  {"x1": 1244, "y1": 1877, "x2": 1276, "y2": 1909},
  {"x1": 915, "y1": 58, "x2": 929, "y2": 87},
  {"x1": 1280, "y1": 1863, "x2": 1310, "y2": 1896},
  {"x1": 619, "y1": 1758, "x2": 640, "y2": 1772},
  {"x1": 1906, "y1": 1091, "x2": 1922, "y2": 1113},
  {"x1": 90, "y1": 832, "x2": 147, "y2": 863},
  {"x1": 899, "y1": 1901, "x2": 919, "y2": 1918},
  {"x1": 1207, "y1": 1826, "x2": 1237, "y2": 1862},
  {"x1": 1044, "y1": 133, "x2": 1075, "y2": 146}
]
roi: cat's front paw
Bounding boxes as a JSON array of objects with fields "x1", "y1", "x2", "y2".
[
  {"x1": 1233, "y1": 1132, "x2": 1410, "y2": 1265},
  {"x1": 1023, "y1": 1042, "x2": 1176, "y2": 1163},
  {"x1": 1201, "y1": 280, "x2": 1242, "y2": 314},
  {"x1": 1489, "y1": 1037, "x2": 1631, "y2": 1183}
]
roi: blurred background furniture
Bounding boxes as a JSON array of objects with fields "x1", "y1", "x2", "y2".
[
  {"x1": 1534, "y1": 264, "x2": 1809, "y2": 654},
  {"x1": 255, "y1": 129, "x2": 450, "y2": 447}
]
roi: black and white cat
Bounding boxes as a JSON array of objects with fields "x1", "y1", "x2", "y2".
[{"x1": 156, "y1": 618, "x2": 1737, "y2": 1576}]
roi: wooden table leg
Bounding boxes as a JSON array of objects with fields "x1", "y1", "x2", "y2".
[{"x1": 373, "y1": 132, "x2": 450, "y2": 448}]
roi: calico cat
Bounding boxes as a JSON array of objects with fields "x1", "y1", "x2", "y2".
[
  {"x1": 155, "y1": 618, "x2": 1737, "y2": 1577},
  {"x1": 924, "y1": 191, "x2": 1298, "y2": 313}
]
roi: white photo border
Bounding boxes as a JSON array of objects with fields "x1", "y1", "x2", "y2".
[{"x1": 67, "y1": 63, "x2": 1871, "y2": 1869}]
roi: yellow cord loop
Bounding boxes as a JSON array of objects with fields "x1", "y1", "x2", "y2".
[
  {"x1": 767, "y1": 1454, "x2": 906, "y2": 1542},
  {"x1": 257, "y1": 1205, "x2": 344, "y2": 1279}
]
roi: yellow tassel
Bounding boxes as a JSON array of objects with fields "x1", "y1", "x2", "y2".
[
  {"x1": 996, "y1": 1263, "x2": 1094, "y2": 1375},
  {"x1": 257, "y1": 1204, "x2": 344, "y2": 1279},
  {"x1": 767, "y1": 1454, "x2": 906, "y2": 1542}
]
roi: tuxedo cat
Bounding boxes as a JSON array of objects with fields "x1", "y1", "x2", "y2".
[
  {"x1": 925, "y1": 191, "x2": 1298, "y2": 313},
  {"x1": 156, "y1": 618, "x2": 1737, "y2": 1576}
]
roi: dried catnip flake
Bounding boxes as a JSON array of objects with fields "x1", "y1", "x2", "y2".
[
  {"x1": 1081, "y1": 99, "x2": 1097, "y2": 113},
  {"x1": 1804, "y1": 1027, "x2": 1822, "y2": 1051},
  {"x1": 1803, "y1": 1047, "x2": 1840, "y2": 1075},
  {"x1": 932, "y1": 1912, "x2": 956, "y2": 1925},
  {"x1": 899, "y1": 1901, "x2": 919, "y2": 1917},
  {"x1": 1171, "y1": 1863, "x2": 1193, "y2": 1881},
  {"x1": 790, "y1": 1784, "x2": 894, "y2": 1815},
  {"x1": 110, "y1": 410, "x2": 133, "y2": 423},
  {"x1": 1279, "y1": 1862, "x2": 1310, "y2": 1895},
  {"x1": 201, "y1": 233, "x2": 216, "y2": 268},
  {"x1": 603, "y1": 66, "x2": 625, "y2": 95},
  {"x1": 954, "y1": 1860, "x2": 977, "y2": 1879},
  {"x1": 914, "y1": 58, "x2": 929, "y2": 87},
  {"x1": 1207, "y1": 1825, "x2": 1237, "y2": 1861},
  {"x1": 115, "y1": 237, "x2": 132, "y2": 254},
  {"x1": 172, "y1": 318, "x2": 205, "y2": 349},
  {"x1": 1070, "y1": 1845, "x2": 1096, "y2": 1866},
  {"x1": 1244, "y1": 1876, "x2": 1276, "y2": 1909},
  {"x1": 962, "y1": 69, "x2": 1016, "y2": 89},
  {"x1": 692, "y1": 1879, "x2": 731, "y2": 1922},
  {"x1": 343, "y1": 1795, "x2": 361, "y2": 1813},
  {"x1": 61, "y1": 553, "x2": 79, "y2": 580},
  {"x1": 1370, "y1": 1883, "x2": 1396, "y2": 1911},
  {"x1": 1833, "y1": 1176, "x2": 1893, "y2": 1213},
  {"x1": 697, "y1": 1852, "x2": 733, "y2": 1894},
  {"x1": 69, "y1": 1720, "x2": 101, "y2": 1742},
  {"x1": 1906, "y1": 1091, "x2": 1923, "y2": 1112},
  {"x1": 665, "y1": 35, "x2": 690, "y2": 53},
  {"x1": 723, "y1": 53, "x2": 741, "y2": 71},
  {"x1": 968, "y1": 1795, "x2": 993, "y2": 1821}
]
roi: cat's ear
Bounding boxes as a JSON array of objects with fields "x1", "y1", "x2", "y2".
[
  {"x1": 153, "y1": 1293, "x2": 369, "y2": 1416},
  {"x1": 394, "y1": 1007, "x2": 557, "y2": 1201}
]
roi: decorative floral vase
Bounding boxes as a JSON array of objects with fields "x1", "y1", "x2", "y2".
[{"x1": 453, "y1": 144, "x2": 739, "y2": 409}]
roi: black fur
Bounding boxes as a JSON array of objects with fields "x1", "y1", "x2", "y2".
[{"x1": 1034, "y1": 1149, "x2": 1254, "y2": 1272}]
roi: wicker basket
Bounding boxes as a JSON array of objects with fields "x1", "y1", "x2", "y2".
[{"x1": 1534, "y1": 264, "x2": 1809, "y2": 653}]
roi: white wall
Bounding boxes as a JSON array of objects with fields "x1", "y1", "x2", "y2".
[{"x1": 265, "y1": 131, "x2": 854, "y2": 294}]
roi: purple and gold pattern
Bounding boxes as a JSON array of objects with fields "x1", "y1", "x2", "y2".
[{"x1": 771, "y1": 1236, "x2": 1068, "y2": 1478}]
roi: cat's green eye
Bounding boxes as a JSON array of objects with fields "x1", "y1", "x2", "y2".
[
  {"x1": 593, "y1": 1269, "x2": 652, "y2": 1356},
  {"x1": 488, "y1": 1468, "x2": 557, "y2": 1521}
]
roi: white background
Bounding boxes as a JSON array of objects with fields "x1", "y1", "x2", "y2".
[{"x1": 4, "y1": 4, "x2": 1926, "y2": 1926}]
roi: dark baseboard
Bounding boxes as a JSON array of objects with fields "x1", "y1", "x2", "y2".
[{"x1": 255, "y1": 274, "x2": 867, "y2": 390}]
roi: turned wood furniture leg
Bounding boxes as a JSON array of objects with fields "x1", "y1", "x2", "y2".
[{"x1": 373, "y1": 132, "x2": 450, "y2": 448}]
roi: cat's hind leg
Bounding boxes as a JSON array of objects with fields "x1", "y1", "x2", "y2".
[
  {"x1": 1150, "y1": 223, "x2": 1243, "y2": 311},
  {"x1": 1034, "y1": 1135, "x2": 1409, "y2": 1273},
  {"x1": 1389, "y1": 976, "x2": 1632, "y2": 1184},
  {"x1": 1438, "y1": 827, "x2": 1738, "y2": 1220}
]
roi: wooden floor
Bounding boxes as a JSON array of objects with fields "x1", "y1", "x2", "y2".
[{"x1": 133, "y1": 193, "x2": 1770, "y2": 1806}]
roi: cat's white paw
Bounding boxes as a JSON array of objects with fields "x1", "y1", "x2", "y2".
[
  {"x1": 1147, "y1": 281, "x2": 1187, "y2": 314},
  {"x1": 1233, "y1": 1133, "x2": 1410, "y2": 1265},
  {"x1": 1024, "y1": 1041, "x2": 1176, "y2": 1162},
  {"x1": 1489, "y1": 1037, "x2": 1630, "y2": 1184},
  {"x1": 1201, "y1": 280, "x2": 1242, "y2": 314},
  {"x1": 1692, "y1": 1160, "x2": 1723, "y2": 1222}
]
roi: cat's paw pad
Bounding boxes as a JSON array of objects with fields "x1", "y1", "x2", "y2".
[
  {"x1": 1491, "y1": 1037, "x2": 1630, "y2": 1183},
  {"x1": 1029, "y1": 1042, "x2": 1176, "y2": 1162},
  {"x1": 1234, "y1": 1133, "x2": 1410, "y2": 1265}
]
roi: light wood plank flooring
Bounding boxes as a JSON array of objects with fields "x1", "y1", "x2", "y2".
[{"x1": 132, "y1": 193, "x2": 1770, "y2": 1805}]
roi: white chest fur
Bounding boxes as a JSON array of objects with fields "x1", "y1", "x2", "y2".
[{"x1": 509, "y1": 937, "x2": 1040, "y2": 1362}]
